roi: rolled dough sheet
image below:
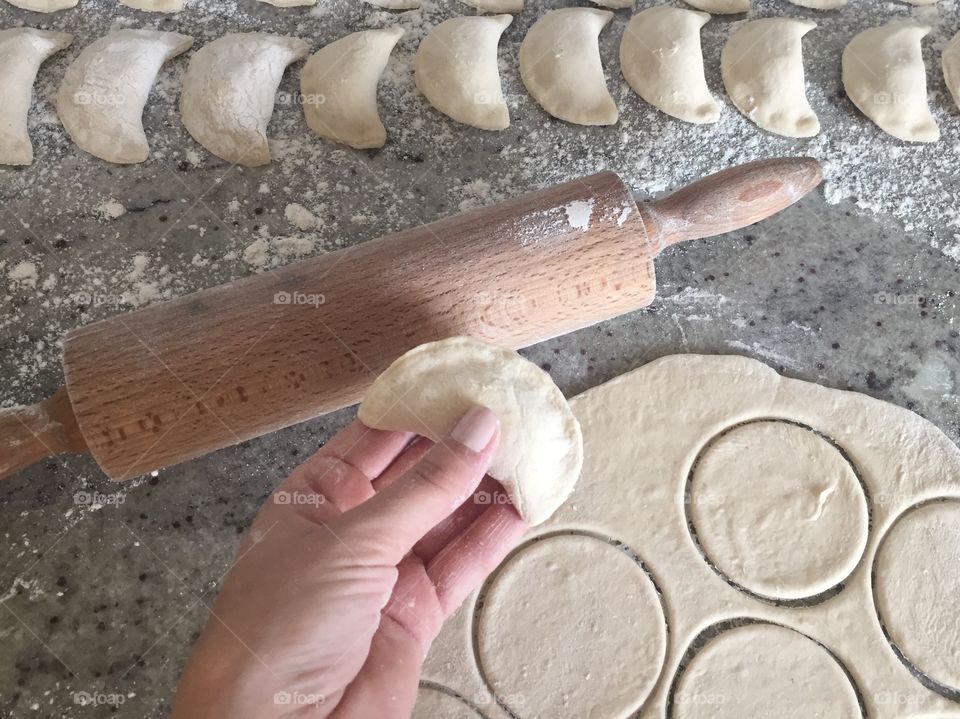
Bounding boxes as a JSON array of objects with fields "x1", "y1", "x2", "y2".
[{"x1": 415, "y1": 354, "x2": 960, "y2": 718}]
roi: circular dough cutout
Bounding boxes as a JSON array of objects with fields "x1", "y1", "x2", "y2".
[
  {"x1": 672, "y1": 623, "x2": 861, "y2": 718},
  {"x1": 873, "y1": 499, "x2": 960, "y2": 694},
  {"x1": 689, "y1": 421, "x2": 869, "y2": 600},
  {"x1": 412, "y1": 685, "x2": 484, "y2": 718},
  {"x1": 476, "y1": 533, "x2": 666, "y2": 717}
]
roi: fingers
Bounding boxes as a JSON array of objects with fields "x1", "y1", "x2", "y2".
[
  {"x1": 337, "y1": 406, "x2": 500, "y2": 565},
  {"x1": 426, "y1": 504, "x2": 527, "y2": 615},
  {"x1": 412, "y1": 476, "x2": 504, "y2": 562},
  {"x1": 321, "y1": 420, "x2": 415, "y2": 479},
  {"x1": 266, "y1": 421, "x2": 413, "y2": 521}
]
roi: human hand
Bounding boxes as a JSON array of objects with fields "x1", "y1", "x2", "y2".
[{"x1": 171, "y1": 406, "x2": 527, "y2": 718}]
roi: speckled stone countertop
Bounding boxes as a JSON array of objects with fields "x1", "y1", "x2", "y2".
[{"x1": 2, "y1": 0, "x2": 959, "y2": 715}]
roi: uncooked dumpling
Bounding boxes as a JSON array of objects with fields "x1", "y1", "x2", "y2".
[
  {"x1": 459, "y1": 0, "x2": 521, "y2": 12},
  {"x1": 519, "y1": 8, "x2": 618, "y2": 126},
  {"x1": 620, "y1": 7, "x2": 720, "y2": 124},
  {"x1": 842, "y1": 21, "x2": 939, "y2": 143},
  {"x1": 363, "y1": 0, "x2": 419, "y2": 8},
  {"x1": 301, "y1": 27, "x2": 403, "y2": 149},
  {"x1": 0, "y1": 28, "x2": 72, "y2": 166},
  {"x1": 4, "y1": 0, "x2": 77, "y2": 11},
  {"x1": 942, "y1": 30, "x2": 960, "y2": 112},
  {"x1": 416, "y1": 16, "x2": 511, "y2": 131},
  {"x1": 357, "y1": 336, "x2": 583, "y2": 525},
  {"x1": 181, "y1": 33, "x2": 309, "y2": 166},
  {"x1": 786, "y1": 0, "x2": 845, "y2": 7},
  {"x1": 57, "y1": 30, "x2": 193, "y2": 164},
  {"x1": 721, "y1": 18, "x2": 819, "y2": 138},
  {"x1": 118, "y1": 0, "x2": 184, "y2": 10},
  {"x1": 682, "y1": 0, "x2": 747, "y2": 14},
  {"x1": 589, "y1": 0, "x2": 632, "y2": 8}
]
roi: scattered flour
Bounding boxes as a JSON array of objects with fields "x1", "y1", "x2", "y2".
[
  {"x1": 564, "y1": 200, "x2": 594, "y2": 231},
  {"x1": 95, "y1": 199, "x2": 126, "y2": 220},
  {"x1": 284, "y1": 202, "x2": 322, "y2": 231},
  {"x1": 8, "y1": 261, "x2": 38, "y2": 288}
]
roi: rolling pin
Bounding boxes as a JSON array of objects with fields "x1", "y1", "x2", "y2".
[{"x1": 1, "y1": 157, "x2": 821, "y2": 481}]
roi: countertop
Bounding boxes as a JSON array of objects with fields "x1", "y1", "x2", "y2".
[{"x1": 1, "y1": 0, "x2": 958, "y2": 714}]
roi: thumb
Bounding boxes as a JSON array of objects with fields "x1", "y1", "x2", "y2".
[{"x1": 336, "y1": 405, "x2": 500, "y2": 565}]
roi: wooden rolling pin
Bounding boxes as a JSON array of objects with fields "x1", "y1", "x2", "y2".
[{"x1": 1, "y1": 157, "x2": 821, "y2": 481}]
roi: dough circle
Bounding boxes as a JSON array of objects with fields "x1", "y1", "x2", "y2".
[
  {"x1": 476, "y1": 533, "x2": 666, "y2": 717},
  {"x1": 358, "y1": 336, "x2": 582, "y2": 525},
  {"x1": 688, "y1": 421, "x2": 869, "y2": 601},
  {"x1": 412, "y1": 685, "x2": 484, "y2": 718},
  {"x1": 672, "y1": 622, "x2": 861, "y2": 718},
  {"x1": 873, "y1": 499, "x2": 960, "y2": 693}
]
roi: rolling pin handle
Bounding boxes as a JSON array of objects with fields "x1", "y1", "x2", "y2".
[
  {"x1": 0, "y1": 387, "x2": 86, "y2": 480},
  {"x1": 643, "y1": 157, "x2": 823, "y2": 253}
]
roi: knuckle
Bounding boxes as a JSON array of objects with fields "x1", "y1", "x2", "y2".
[{"x1": 409, "y1": 450, "x2": 463, "y2": 494}]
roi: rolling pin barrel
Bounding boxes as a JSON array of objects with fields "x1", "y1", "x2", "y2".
[
  {"x1": 2, "y1": 157, "x2": 821, "y2": 481},
  {"x1": 62, "y1": 171, "x2": 654, "y2": 479}
]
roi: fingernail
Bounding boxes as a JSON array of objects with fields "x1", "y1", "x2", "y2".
[{"x1": 450, "y1": 406, "x2": 498, "y2": 452}]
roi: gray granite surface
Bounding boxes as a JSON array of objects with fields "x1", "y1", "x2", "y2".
[{"x1": 2, "y1": 0, "x2": 959, "y2": 716}]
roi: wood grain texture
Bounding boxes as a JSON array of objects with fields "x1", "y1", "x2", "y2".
[
  {"x1": 0, "y1": 388, "x2": 86, "y2": 479},
  {"x1": 63, "y1": 172, "x2": 653, "y2": 479},
  {"x1": 1, "y1": 157, "x2": 823, "y2": 481},
  {"x1": 646, "y1": 156, "x2": 822, "y2": 250}
]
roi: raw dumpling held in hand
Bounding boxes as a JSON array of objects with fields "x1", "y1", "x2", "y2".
[{"x1": 358, "y1": 336, "x2": 583, "y2": 526}]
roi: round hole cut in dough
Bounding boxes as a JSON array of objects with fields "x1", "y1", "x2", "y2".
[
  {"x1": 411, "y1": 686, "x2": 483, "y2": 718},
  {"x1": 873, "y1": 500, "x2": 960, "y2": 692},
  {"x1": 415, "y1": 16, "x2": 512, "y2": 131},
  {"x1": 519, "y1": 8, "x2": 618, "y2": 126},
  {"x1": 357, "y1": 336, "x2": 583, "y2": 526},
  {"x1": 0, "y1": 28, "x2": 73, "y2": 167},
  {"x1": 57, "y1": 30, "x2": 193, "y2": 165},
  {"x1": 118, "y1": 0, "x2": 184, "y2": 10},
  {"x1": 181, "y1": 33, "x2": 309, "y2": 167},
  {"x1": 842, "y1": 21, "x2": 939, "y2": 143},
  {"x1": 3, "y1": 0, "x2": 77, "y2": 11},
  {"x1": 673, "y1": 623, "x2": 861, "y2": 718},
  {"x1": 721, "y1": 18, "x2": 820, "y2": 138},
  {"x1": 682, "y1": 0, "x2": 747, "y2": 14},
  {"x1": 689, "y1": 421, "x2": 869, "y2": 601},
  {"x1": 942, "y1": 31, "x2": 960, "y2": 113},
  {"x1": 301, "y1": 27, "x2": 404, "y2": 149},
  {"x1": 620, "y1": 7, "x2": 720, "y2": 125},
  {"x1": 477, "y1": 534, "x2": 667, "y2": 717}
]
